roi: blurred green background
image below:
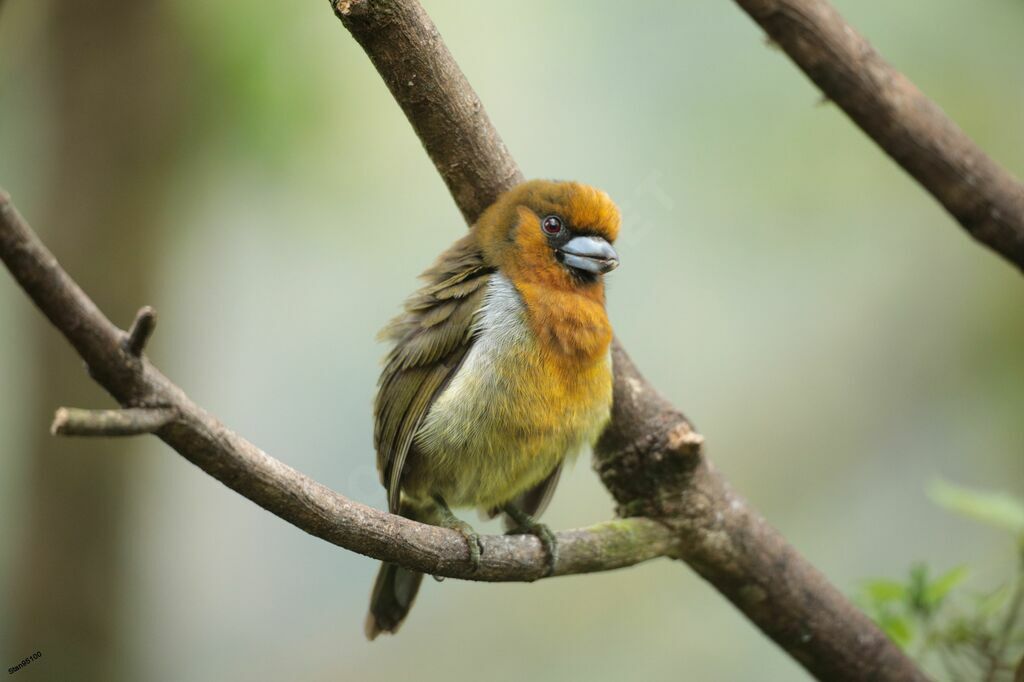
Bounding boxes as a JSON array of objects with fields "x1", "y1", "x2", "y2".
[{"x1": 1, "y1": 1, "x2": 1022, "y2": 680}]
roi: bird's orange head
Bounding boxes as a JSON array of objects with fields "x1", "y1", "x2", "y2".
[
  {"x1": 474, "y1": 180, "x2": 620, "y2": 359},
  {"x1": 474, "y1": 179, "x2": 620, "y2": 294}
]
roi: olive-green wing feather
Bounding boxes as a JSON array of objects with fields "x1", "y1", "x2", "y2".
[
  {"x1": 515, "y1": 462, "x2": 563, "y2": 519},
  {"x1": 374, "y1": 233, "x2": 493, "y2": 513},
  {"x1": 487, "y1": 461, "x2": 563, "y2": 525}
]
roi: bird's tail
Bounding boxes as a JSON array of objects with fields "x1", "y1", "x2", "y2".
[
  {"x1": 364, "y1": 561, "x2": 424, "y2": 640},
  {"x1": 364, "y1": 500, "x2": 426, "y2": 640}
]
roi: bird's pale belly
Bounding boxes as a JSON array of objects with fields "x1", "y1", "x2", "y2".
[{"x1": 403, "y1": 274, "x2": 613, "y2": 510}]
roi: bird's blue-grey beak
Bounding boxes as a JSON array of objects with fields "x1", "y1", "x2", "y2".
[{"x1": 558, "y1": 235, "x2": 620, "y2": 275}]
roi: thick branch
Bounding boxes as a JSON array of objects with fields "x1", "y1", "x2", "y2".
[
  {"x1": 333, "y1": 1, "x2": 924, "y2": 680},
  {"x1": 0, "y1": 188, "x2": 674, "y2": 581},
  {"x1": 734, "y1": 0, "x2": 1024, "y2": 272},
  {"x1": 51, "y1": 407, "x2": 177, "y2": 437}
]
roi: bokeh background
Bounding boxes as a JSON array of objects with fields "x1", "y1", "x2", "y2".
[{"x1": 1, "y1": 1, "x2": 1022, "y2": 680}]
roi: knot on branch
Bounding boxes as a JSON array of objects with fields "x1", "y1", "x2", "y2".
[
  {"x1": 666, "y1": 421, "x2": 705, "y2": 453},
  {"x1": 594, "y1": 411, "x2": 704, "y2": 519},
  {"x1": 332, "y1": 0, "x2": 368, "y2": 19}
]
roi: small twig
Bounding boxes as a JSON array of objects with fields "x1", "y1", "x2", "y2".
[
  {"x1": 124, "y1": 306, "x2": 157, "y2": 356},
  {"x1": 51, "y1": 407, "x2": 177, "y2": 437}
]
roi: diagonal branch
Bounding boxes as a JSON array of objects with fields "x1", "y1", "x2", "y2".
[
  {"x1": 733, "y1": 0, "x2": 1024, "y2": 272},
  {"x1": 0, "y1": 188, "x2": 676, "y2": 581},
  {"x1": 333, "y1": 1, "x2": 924, "y2": 680}
]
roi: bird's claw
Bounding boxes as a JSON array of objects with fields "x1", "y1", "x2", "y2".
[
  {"x1": 431, "y1": 496, "x2": 483, "y2": 573},
  {"x1": 504, "y1": 507, "x2": 558, "y2": 577},
  {"x1": 449, "y1": 518, "x2": 483, "y2": 572}
]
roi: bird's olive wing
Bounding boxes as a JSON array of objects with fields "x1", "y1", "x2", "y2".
[
  {"x1": 515, "y1": 461, "x2": 563, "y2": 520},
  {"x1": 374, "y1": 234, "x2": 493, "y2": 513},
  {"x1": 486, "y1": 461, "x2": 563, "y2": 525}
]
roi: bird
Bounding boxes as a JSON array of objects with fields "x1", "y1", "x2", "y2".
[{"x1": 365, "y1": 179, "x2": 621, "y2": 639}]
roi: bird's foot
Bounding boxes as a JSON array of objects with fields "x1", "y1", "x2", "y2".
[
  {"x1": 504, "y1": 505, "x2": 558, "y2": 577},
  {"x1": 433, "y1": 496, "x2": 482, "y2": 573}
]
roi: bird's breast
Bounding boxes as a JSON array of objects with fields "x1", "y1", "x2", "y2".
[{"x1": 407, "y1": 273, "x2": 613, "y2": 509}]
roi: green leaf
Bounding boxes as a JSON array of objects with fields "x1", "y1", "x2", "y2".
[
  {"x1": 863, "y1": 579, "x2": 908, "y2": 604},
  {"x1": 907, "y1": 563, "x2": 932, "y2": 617},
  {"x1": 928, "y1": 479, "x2": 1024, "y2": 534},
  {"x1": 924, "y1": 565, "x2": 969, "y2": 608},
  {"x1": 878, "y1": 613, "x2": 915, "y2": 649}
]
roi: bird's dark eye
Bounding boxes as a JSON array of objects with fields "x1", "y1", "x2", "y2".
[{"x1": 541, "y1": 215, "x2": 564, "y2": 236}]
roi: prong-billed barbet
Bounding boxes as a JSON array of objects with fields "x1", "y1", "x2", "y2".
[{"x1": 366, "y1": 180, "x2": 621, "y2": 638}]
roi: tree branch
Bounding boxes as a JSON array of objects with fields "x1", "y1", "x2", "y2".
[
  {"x1": 733, "y1": 0, "x2": 1024, "y2": 272},
  {"x1": 0, "y1": 188, "x2": 676, "y2": 581},
  {"x1": 333, "y1": 1, "x2": 925, "y2": 679},
  {"x1": 51, "y1": 406, "x2": 177, "y2": 437}
]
